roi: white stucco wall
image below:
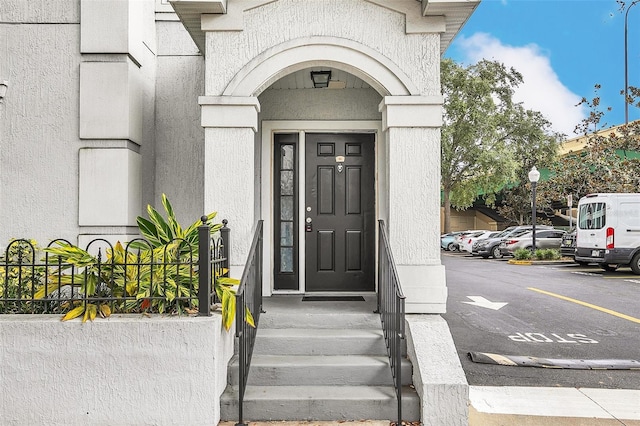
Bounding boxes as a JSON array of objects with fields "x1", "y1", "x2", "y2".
[
  {"x1": 258, "y1": 88, "x2": 382, "y2": 121},
  {"x1": 154, "y1": 17, "x2": 206, "y2": 224},
  {"x1": 0, "y1": 315, "x2": 234, "y2": 426},
  {"x1": 406, "y1": 315, "x2": 469, "y2": 426},
  {"x1": 387, "y1": 127, "x2": 441, "y2": 264},
  {"x1": 0, "y1": 5, "x2": 82, "y2": 245},
  {"x1": 0, "y1": 0, "x2": 162, "y2": 247},
  {"x1": 205, "y1": 0, "x2": 440, "y2": 98}
]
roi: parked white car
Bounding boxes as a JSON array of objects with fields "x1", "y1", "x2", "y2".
[{"x1": 459, "y1": 230, "x2": 498, "y2": 254}]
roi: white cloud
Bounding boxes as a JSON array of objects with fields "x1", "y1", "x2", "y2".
[{"x1": 455, "y1": 33, "x2": 586, "y2": 138}]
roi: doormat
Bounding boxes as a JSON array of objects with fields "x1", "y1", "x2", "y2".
[{"x1": 302, "y1": 296, "x2": 365, "y2": 302}]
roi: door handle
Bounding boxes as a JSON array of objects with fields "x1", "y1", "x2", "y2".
[{"x1": 305, "y1": 217, "x2": 313, "y2": 232}]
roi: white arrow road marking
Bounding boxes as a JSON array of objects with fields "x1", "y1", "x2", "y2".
[{"x1": 463, "y1": 296, "x2": 508, "y2": 311}]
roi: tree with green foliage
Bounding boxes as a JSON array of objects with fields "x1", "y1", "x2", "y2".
[
  {"x1": 496, "y1": 108, "x2": 561, "y2": 225},
  {"x1": 539, "y1": 87, "x2": 640, "y2": 207},
  {"x1": 441, "y1": 58, "x2": 562, "y2": 232}
]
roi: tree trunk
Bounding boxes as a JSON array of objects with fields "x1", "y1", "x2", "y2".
[{"x1": 443, "y1": 188, "x2": 452, "y2": 233}]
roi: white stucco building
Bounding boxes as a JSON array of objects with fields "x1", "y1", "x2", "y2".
[{"x1": 0, "y1": 0, "x2": 479, "y2": 312}]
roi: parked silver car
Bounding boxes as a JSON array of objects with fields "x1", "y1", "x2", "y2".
[
  {"x1": 499, "y1": 229, "x2": 567, "y2": 256},
  {"x1": 472, "y1": 225, "x2": 553, "y2": 259}
]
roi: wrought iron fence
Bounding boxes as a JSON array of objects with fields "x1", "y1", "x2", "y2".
[
  {"x1": 235, "y1": 220, "x2": 264, "y2": 426},
  {"x1": 376, "y1": 220, "x2": 406, "y2": 425},
  {"x1": 0, "y1": 220, "x2": 228, "y2": 317}
]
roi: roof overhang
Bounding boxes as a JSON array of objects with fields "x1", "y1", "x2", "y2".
[
  {"x1": 170, "y1": 0, "x2": 480, "y2": 56},
  {"x1": 170, "y1": 0, "x2": 227, "y2": 53},
  {"x1": 421, "y1": 0, "x2": 480, "y2": 54}
]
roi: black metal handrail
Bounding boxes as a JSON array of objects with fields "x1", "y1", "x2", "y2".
[
  {"x1": 235, "y1": 220, "x2": 264, "y2": 426},
  {"x1": 376, "y1": 220, "x2": 406, "y2": 425}
]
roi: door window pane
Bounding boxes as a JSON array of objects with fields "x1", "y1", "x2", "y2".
[
  {"x1": 281, "y1": 196, "x2": 294, "y2": 220},
  {"x1": 281, "y1": 145, "x2": 294, "y2": 170},
  {"x1": 280, "y1": 248, "x2": 294, "y2": 272},
  {"x1": 280, "y1": 222, "x2": 293, "y2": 246},
  {"x1": 280, "y1": 171, "x2": 294, "y2": 195}
]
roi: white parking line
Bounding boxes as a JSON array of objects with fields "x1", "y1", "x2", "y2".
[{"x1": 571, "y1": 271, "x2": 601, "y2": 277}]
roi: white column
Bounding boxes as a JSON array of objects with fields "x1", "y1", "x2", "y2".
[
  {"x1": 379, "y1": 96, "x2": 447, "y2": 313},
  {"x1": 199, "y1": 96, "x2": 260, "y2": 277}
]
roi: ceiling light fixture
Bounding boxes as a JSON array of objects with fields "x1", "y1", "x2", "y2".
[{"x1": 310, "y1": 70, "x2": 331, "y2": 88}]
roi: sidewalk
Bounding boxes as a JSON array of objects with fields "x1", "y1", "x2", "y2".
[
  {"x1": 220, "y1": 386, "x2": 640, "y2": 425},
  {"x1": 470, "y1": 386, "x2": 640, "y2": 425}
]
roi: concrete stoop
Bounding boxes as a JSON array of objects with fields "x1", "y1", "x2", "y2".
[
  {"x1": 220, "y1": 299, "x2": 421, "y2": 422},
  {"x1": 469, "y1": 386, "x2": 640, "y2": 426},
  {"x1": 470, "y1": 408, "x2": 640, "y2": 426}
]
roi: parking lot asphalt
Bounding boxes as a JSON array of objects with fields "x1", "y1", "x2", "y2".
[{"x1": 442, "y1": 250, "x2": 640, "y2": 425}]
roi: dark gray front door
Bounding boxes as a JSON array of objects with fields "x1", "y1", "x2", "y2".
[{"x1": 304, "y1": 133, "x2": 375, "y2": 292}]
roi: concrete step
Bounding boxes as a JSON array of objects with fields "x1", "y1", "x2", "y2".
[
  {"x1": 253, "y1": 328, "x2": 388, "y2": 355},
  {"x1": 223, "y1": 299, "x2": 419, "y2": 423},
  {"x1": 219, "y1": 385, "x2": 421, "y2": 422},
  {"x1": 227, "y1": 354, "x2": 413, "y2": 386},
  {"x1": 258, "y1": 311, "x2": 382, "y2": 329}
]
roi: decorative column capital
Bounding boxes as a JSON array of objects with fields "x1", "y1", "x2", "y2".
[
  {"x1": 378, "y1": 95, "x2": 442, "y2": 130},
  {"x1": 199, "y1": 96, "x2": 261, "y2": 131}
]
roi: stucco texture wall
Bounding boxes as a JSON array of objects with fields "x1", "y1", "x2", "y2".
[
  {"x1": 0, "y1": 5, "x2": 82, "y2": 245},
  {"x1": 205, "y1": 0, "x2": 440, "y2": 97},
  {"x1": 388, "y1": 126, "x2": 442, "y2": 264},
  {"x1": 155, "y1": 19, "x2": 205, "y2": 225},
  {"x1": 259, "y1": 88, "x2": 382, "y2": 121},
  {"x1": 0, "y1": 315, "x2": 234, "y2": 426},
  {"x1": 0, "y1": 0, "x2": 163, "y2": 246}
]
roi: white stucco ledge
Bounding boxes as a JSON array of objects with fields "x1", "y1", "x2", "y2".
[
  {"x1": 199, "y1": 95, "x2": 261, "y2": 131},
  {"x1": 406, "y1": 315, "x2": 469, "y2": 426},
  {"x1": 0, "y1": 313, "x2": 234, "y2": 426},
  {"x1": 379, "y1": 95, "x2": 443, "y2": 130},
  {"x1": 397, "y1": 264, "x2": 447, "y2": 314}
]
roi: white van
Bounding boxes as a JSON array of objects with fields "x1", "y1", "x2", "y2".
[{"x1": 575, "y1": 193, "x2": 640, "y2": 273}]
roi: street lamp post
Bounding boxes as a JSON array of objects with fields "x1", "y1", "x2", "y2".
[
  {"x1": 528, "y1": 166, "x2": 541, "y2": 253},
  {"x1": 625, "y1": 0, "x2": 639, "y2": 125}
]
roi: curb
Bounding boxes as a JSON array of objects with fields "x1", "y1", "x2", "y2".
[
  {"x1": 507, "y1": 259, "x2": 576, "y2": 266},
  {"x1": 468, "y1": 352, "x2": 640, "y2": 370},
  {"x1": 508, "y1": 260, "x2": 531, "y2": 265}
]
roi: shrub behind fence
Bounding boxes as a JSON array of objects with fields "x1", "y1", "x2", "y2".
[{"x1": 0, "y1": 221, "x2": 228, "y2": 317}]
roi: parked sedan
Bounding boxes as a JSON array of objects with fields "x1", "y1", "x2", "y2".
[
  {"x1": 499, "y1": 229, "x2": 567, "y2": 256},
  {"x1": 454, "y1": 230, "x2": 488, "y2": 253},
  {"x1": 459, "y1": 231, "x2": 499, "y2": 254},
  {"x1": 441, "y1": 231, "x2": 466, "y2": 251},
  {"x1": 473, "y1": 225, "x2": 554, "y2": 259}
]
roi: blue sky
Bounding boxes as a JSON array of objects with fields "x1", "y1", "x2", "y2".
[{"x1": 445, "y1": 0, "x2": 640, "y2": 138}]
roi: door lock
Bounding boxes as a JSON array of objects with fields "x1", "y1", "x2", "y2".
[{"x1": 305, "y1": 217, "x2": 313, "y2": 232}]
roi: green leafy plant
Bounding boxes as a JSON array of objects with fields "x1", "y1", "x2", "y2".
[
  {"x1": 134, "y1": 194, "x2": 254, "y2": 330},
  {"x1": 7, "y1": 194, "x2": 254, "y2": 330},
  {"x1": 534, "y1": 248, "x2": 561, "y2": 261},
  {"x1": 513, "y1": 248, "x2": 532, "y2": 260},
  {"x1": 0, "y1": 239, "x2": 46, "y2": 313},
  {"x1": 40, "y1": 242, "x2": 115, "y2": 322},
  {"x1": 133, "y1": 194, "x2": 222, "y2": 256},
  {"x1": 40, "y1": 239, "x2": 198, "y2": 321}
]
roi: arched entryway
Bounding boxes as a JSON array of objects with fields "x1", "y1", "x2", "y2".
[
  {"x1": 222, "y1": 38, "x2": 401, "y2": 295},
  {"x1": 200, "y1": 37, "x2": 446, "y2": 311}
]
